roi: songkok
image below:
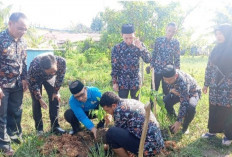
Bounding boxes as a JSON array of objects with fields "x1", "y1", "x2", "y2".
[
  {"x1": 69, "y1": 80, "x2": 84, "y2": 94},
  {"x1": 121, "y1": 24, "x2": 135, "y2": 34},
  {"x1": 162, "y1": 65, "x2": 176, "y2": 78}
]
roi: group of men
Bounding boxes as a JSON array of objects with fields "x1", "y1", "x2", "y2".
[{"x1": 0, "y1": 12, "x2": 201, "y2": 157}]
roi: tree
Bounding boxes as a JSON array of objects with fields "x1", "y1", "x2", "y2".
[
  {"x1": 91, "y1": 16, "x2": 103, "y2": 32},
  {"x1": 213, "y1": 4, "x2": 232, "y2": 25},
  {"x1": 0, "y1": 1, "x2": 12, "y2": 31}
]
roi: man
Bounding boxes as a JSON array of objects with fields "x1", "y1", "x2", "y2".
[
  {"x1": 64, "y1": 80, "x2": 104, "y2": 137},
  {"x1": 0, "y1": 12, "x2": 28, "y2": 156},
  {"x1": 100, "y1": 92, "x2": 164, "y2": 156},
  {"x1": 162, "y1": 65, "x2": 201, "y2": 134},
  {"x1": 151, "y1": 22, "x2": 180, "y2": 95},
  {"x1": 111, "y1": 24, "x2": 151, "y2": 100},
  {"x1": 28, "y1": 54, "x2": 66, "y2": 135}
]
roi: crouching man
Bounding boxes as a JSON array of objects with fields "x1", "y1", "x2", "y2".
[
  {"x1": 162, "y1": 65, "x2": 201, "y2": 134},
  {"x1": 100, "y1": 92, "x2": 164, "y2": 157},
  {"x1": 64, "y1": 80, "x2": 104, "y2": 137}
]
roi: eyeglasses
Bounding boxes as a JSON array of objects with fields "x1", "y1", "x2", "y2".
[{"x1": 74, "y1": 88, "x2": 86, "y2": 99}]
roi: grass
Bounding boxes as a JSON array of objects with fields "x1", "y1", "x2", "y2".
[{"x1": 1, "y1": 55, "x2": 232, "y2": 157}]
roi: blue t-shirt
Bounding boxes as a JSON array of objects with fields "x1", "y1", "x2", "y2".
[{"x1": 69, "y1": 87, "x2": 101, "y2": 130}]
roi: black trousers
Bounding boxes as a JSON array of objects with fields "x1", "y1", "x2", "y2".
[
  {"x1": 64, "y1": 109, "x2": 105, "y2": 131},
  {"x1": 0, "y1": 84, "x2": 23, "y2": 149},
  {"x1": 154, "y1": 73, "x2": 169, "y2": 95},
  {"x1": 163, "y1": 93, "x2": 198, "y2": 132},
  {"x1": 106, "y1": 127, "x2": 140, "y2": 155},
  {"x1": 30, "y1": 81, "x2": 60, "y2": 131},
  {"x1": 118, "y1": 89, "x2": 139, "y2": 100}
]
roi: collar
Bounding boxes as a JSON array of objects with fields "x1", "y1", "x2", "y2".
[{"x1": 6, "y1": 29, "x2": 22, "y2": 42}]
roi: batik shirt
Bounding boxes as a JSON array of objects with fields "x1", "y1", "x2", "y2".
[
  {"x1": 114, "y1": 99, "x2": 164, "y2": 156},
  {"x1": 111, "y1": 41, "x2": 151, "y2": 90},
  {"x1": 151, "y1": 37, "x2": 180, "y2": 74},
  {"x1": 167, "y1": 70, "x2": 201, "y2": 122},
  {"x1": 204, "y1": 55, "x2": 232, "y2": 107},
  {"x1": 28, "y1": 55, "x2": 66, "y2": 100},
  {"x1": 0, "y1": 29, "x2": 27, "y2": 88}
]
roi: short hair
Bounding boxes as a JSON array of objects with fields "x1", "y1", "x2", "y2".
[
  {"x1": 39, "y1": 54, "x2": 56, "y2": 70},
  {"x1": 9, "y1": 12, "x2": 27, "y2": 22},
  {"x1": 100, "y1": 92, "x2": 120, "y2": 107},
  {"x1": 162, "y1": 65, "x2": 176, "y2": 78},
  {"x1": 167, "y1": 22, "x2": 177, "y2": 28}
]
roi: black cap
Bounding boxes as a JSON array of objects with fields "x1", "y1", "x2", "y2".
[
  {"x1": 162, "y1": 65, "x2": 176, "y2": 78},
  {"x1": 121, "y1": 24, "x2": 135, "y2": 34},
  {"x1": 69, "y1": 80, "x2": 84, "y2": 94}
]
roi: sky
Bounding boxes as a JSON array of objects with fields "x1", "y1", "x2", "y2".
[
  {"x1": 2, "y1": 0, "x2": 121, "y2": 29},
  {"x1": 1, "y1": 0, "x2": 230, "y2": 38}
]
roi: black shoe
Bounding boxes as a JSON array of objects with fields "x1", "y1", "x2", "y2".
[
  {"x1": 69, "y1": 130, "x2": 77, "y2": 135},
  {"x1": 10, "y1": 135, "x2": 22, "y2": 144},
  {"x1": 51, "y1": 127, "x2": 66, "y2": 135}
]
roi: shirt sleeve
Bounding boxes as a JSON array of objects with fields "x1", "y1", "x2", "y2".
[
  {"x1": 140, "y1": 43, "x2": 151, "y2": 63},
  {"x1": 177, "y1": 83, "x2": 189, "y2": 122},
  {"x1": 111, "y1": 46, "x2": 119, "y2": 84},
  {"x1": 21, "y1": 49, "x2": 27, "y2": 80},
  {"x1": 28, "y1": 64, "x2": 42, "y2": 100},
  {"x1": 204, "y1": 55, "x2": 213, "y2": 87},
  {"x1": 69, "y1": 96, "x2": 95, "y2": 130},
  {"x1": 151, "y1": 40, "x2": 158, "y2": 68},
  {"x1": 174, "y1": 41, "x2": 180, "y2": 69},
  {"x1": 54, "y1": 58, "x2": 66, "y2": 94}
]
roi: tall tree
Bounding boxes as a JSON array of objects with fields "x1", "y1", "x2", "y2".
[
  {"x1": 91, "y1": 16, "x2": 103, "y2": 32},
  {"x1": 0, "y1": 1, "x2": 12, "y2": 31},
  {"x1": 213, "y1": 4, "x2": 232, "y2": 25}
]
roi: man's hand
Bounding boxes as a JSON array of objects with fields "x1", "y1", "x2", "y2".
[
  {"x1": 113, "y1": 83, "x2": 119, "y2": 92},
  {"x1": 0, "y1": 88, "x2": 4, "y2": 99},
  {"x1": 104, "y1": 114, "x2": 113, "y2": 127},
  {"x1": 202, "y1": 86, "x2": 208, "y2": 94},
  {"x1": 22, "y1": 80, "x2": 28, "y2": 92},
  {"x1": 134, "y1": 37, "x2": 143, "y2": 50},
  {"x1": 0, "y1": 88, "x2": 4, "y2": 107},
  {"x1": 91, "y1": 127, "x2": 97, "y2": 139},
  {"x1": 171, "y1": 121, "x2": 181, "y2": 134},
  {"x1": 39, "y1": 99, "x2": 48, "y2": 110},
  {"x1": 52, "y1": 93, "x2": 61, "y2": 102},
  {"x1": 170, "y1": 89, "x2": 180, "y2": 96}
]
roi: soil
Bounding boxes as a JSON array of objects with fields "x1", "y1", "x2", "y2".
[
  {"x1": 160, "y1": 141, "x2": 179, "y2": 156},
  {"x1": 39, "y1": 128, "x2": 178, "y2": 157},
  {"x1": 39, "y1": 128, "x2": 108, "y2": 157}
]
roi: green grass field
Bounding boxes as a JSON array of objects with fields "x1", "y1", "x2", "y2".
[{"x1": 1, "y1": 55, "x2": 232, "y2": 157}]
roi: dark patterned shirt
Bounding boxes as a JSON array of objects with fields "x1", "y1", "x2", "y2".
[
  {"x1": 151, "y1": 37, "x2": 180, "y2": 74},
  {"x1": 114, "y1": 99, "x2": 164, "y2": 156},
  {"x1": 167, "y1": 70, "x2": 201, "y2": 122},
  {"x1": 204, "y1": 55, "x2": 232, "y2": 107},
  {"x1": 111, "y1": 41, "x2": 151, "y2": 90},
  {"x1": 0, "y1": 29, "x2": 27, "y2": 88},
  {"x1": 28, "y1": 55, "x2": 66, "y2": 100}
]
